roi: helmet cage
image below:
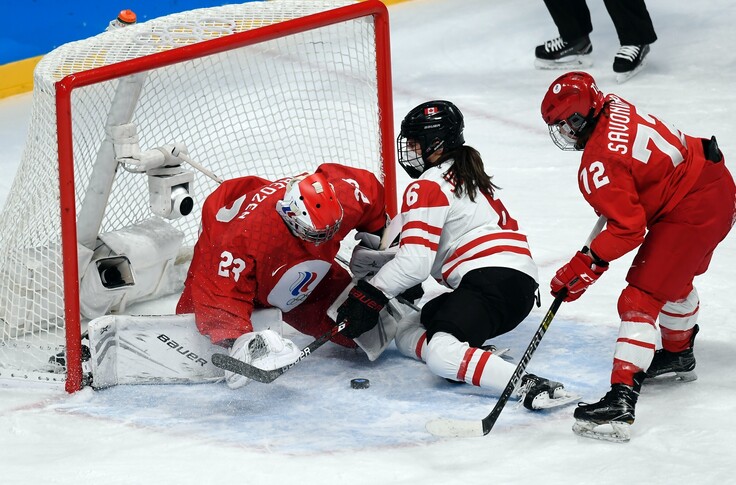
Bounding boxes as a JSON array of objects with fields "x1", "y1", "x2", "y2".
[
  {"x1": 549, "y1": 111, "x2": 589, "y2": 150},
  {"x1": 276, "y1": 175, "x2": 342, "y2": 245},
  {"x1": 397, "y1": 134, "x2": 438, "y2": 179}
]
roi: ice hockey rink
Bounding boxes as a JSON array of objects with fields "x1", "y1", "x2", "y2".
[{"x1": 1, "y1": 0, "x2": 735, "y2": 483}]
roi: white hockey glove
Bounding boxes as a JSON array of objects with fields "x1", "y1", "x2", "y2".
[
  {"x1": 225, "y1": 329, "x2": 300, "y2": 389},
  {"x1": 349, "y1": 232, "x2": 398, "y2": 279}
]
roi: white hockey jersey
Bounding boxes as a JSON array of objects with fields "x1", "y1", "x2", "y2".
[{"x1": 370, "y1": 160, "x2": 538, "y2": 298}]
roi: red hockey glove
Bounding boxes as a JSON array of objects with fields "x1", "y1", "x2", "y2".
[
  {"x1": 550, "y1": 251, "x2": 608, "y2": 302},
  {"x1": 336, "y1": 279, "x2": 389, "y2": 339}
]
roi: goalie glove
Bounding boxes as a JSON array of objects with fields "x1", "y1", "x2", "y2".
[
  {"x1": 349, "y1": 232, "x2": 398, "y2": 279},
  {"x1": 550, "y1": 250, "x2": 608, "y2": 302},
  {"x1": 336, "y1": 279, "x2": 389, "y2": 339}
]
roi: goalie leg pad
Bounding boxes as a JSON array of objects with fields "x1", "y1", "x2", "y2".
[
  {"x1": 395, "y1": 311, "x2": 427, "y2": 361},
  {"x1": 88, "y1": 313, "x2": 224, "y2": 389},
  {"x1": 353, "y1": 302, "x2": 399, "y2": 361}
]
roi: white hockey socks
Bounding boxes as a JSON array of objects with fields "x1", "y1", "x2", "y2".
[
  {"x1": 226, "y1": 329, "x2": 300, "y2": 389},
  {"x1": 659, "y1": 287, "x2": 699, "y2": 352},
  {"x1": 425, "y1": 332, "x2": 514, "y2": 393}
]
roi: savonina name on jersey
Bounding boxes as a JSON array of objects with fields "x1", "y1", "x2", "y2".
[{"x1": 606, "y1": 95, "x2": 632, "y2": 155}]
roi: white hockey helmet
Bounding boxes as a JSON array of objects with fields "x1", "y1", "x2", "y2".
[{"x1": 276, "y1": 172, "x2": 343, "y2": 245}]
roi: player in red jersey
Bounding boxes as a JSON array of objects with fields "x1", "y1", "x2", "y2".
[
  {"x1": 541, "y1": 71, "x2": 736, "y2": 441},
  {"x1": 177, "y1": 163, "x2": 386, "y2": 388}
]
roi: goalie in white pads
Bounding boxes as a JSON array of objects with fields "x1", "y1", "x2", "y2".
[{"x1": 338, "y1": 101, "x2": 578, "y2": 410}]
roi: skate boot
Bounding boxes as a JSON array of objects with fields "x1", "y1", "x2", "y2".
[
  {"x1": 48, "y1": 338, "x2": 93, "y2": 386},
  {"x1": 572, "y1": 373, "x2": 644, "y2": 443},
  {"x1": 646, "y1": 325, "x2": 698, "y2": 382},
  {"x1": 534, "y1": 35, "x2": 593, "y2": 70},
  {"x1": 518, "y1": 374, "x2": 579, "y2": 410},
  {"x1": 613, "y1": 44, "x2": 650, "y2": 83}
]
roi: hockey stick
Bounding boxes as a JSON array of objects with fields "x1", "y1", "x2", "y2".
[
  {"x1": 211, "y1": 294, "x2": 418, "y2": 384},
  {"x1": 213, "y1": 240, "x2": 421, "y2": 384},
  {"x1": 426, "y1": 215, "x2": 607, "y2": 438}
]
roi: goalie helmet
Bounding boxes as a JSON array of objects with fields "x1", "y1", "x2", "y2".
[
  {"x1": 276, "y1": 172, "x2": 343, "y2": 245},
  {"x1": 541, "y1": 71, "x2": 605, "y2": 151},
  {"x1": 397, "y1": 100, "x2": 465, "y2": 178}
]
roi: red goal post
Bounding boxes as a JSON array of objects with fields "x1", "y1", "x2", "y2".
[{"x1": 0, "y1": 0, "x2": 396, "y2": 392}]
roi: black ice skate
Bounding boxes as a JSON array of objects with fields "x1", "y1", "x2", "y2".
[
  {"x1": 518, "y1": 373, "x2": 579, "y2": 410},
  {"x1": 613, "y1": 44, "x2": 650, "y2": 83},
  {"x1": 646, "y1": 325, "x2": 698, "y2": 382},
  {"x1": 534, "y1": 35, "x2": 593, "y2": 70},
  {"x1": 572, "y1": 375, "x2": 644, "y2": 443}
]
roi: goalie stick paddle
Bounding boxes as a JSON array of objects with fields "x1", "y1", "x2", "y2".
[
  {"x1": 212, "y1": 321, "x2": 348, "y2": 384},
  {"x1": 426, "y1": 215, "x2": 607, "y2": 438}
]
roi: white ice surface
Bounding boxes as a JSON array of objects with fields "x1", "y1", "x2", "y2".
[{"x1": 1, "y1": 0, "x2": 736, "y2": 483}]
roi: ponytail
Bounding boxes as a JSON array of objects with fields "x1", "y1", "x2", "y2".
[{"x1": 439, "y1": 146, "x2": 499, "y2": 201}]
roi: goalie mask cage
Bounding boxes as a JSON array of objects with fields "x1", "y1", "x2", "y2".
[{"x1": 0, "y1": 0, "x2": 395, "y2": 392}]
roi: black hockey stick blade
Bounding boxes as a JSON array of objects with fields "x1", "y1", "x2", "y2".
[
  {"x1": 426, "y1": 292, "x2": 566, "y2": 438},
  {"x1": 211, "y1": 321, "x2": 347, "y2": 384},
  {"x1": 211, "y1": 353, "x2": 284, "y2": 383}
]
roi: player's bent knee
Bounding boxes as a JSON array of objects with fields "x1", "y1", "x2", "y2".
[
  {"x1": 425, "y1": 332, "x2": 466, "y2": 381},
  {"x1": 395, "y1": 312, "x2": 426, "y2": 361},
  {"x1": 617, "y1": 285, "x2": 665, "y2": 323}
]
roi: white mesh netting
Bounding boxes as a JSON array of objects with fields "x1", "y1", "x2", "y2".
[{"x1": 0, "y1": 0, "x2": 389, "y2": 385}]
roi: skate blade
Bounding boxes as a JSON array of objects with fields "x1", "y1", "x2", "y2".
[
  {"x1": 615, "y1": 59, "x2": 648, "y2": 83},
  {"x1": 529, "y1": 389, "x2": 581, "y2": 410},
  {"x1": 646, "y1": 370, "x2": 697, "y2": 384},
  {"x1": 572, "y1": 420, "x2": 631, "y2": 443},
  {"x1": 494, "y1": 347, "x2": 513, "y2": 362},
  {"x1": 534, "y1": 56, "x2": 593, "y2": 70}
]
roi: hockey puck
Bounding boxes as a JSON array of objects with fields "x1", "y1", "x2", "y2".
[{"x1": 350, "y1": 378, "x2": 370, "y2": 389}]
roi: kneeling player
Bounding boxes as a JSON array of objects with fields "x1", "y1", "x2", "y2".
[{"x1": 339, "y1": 101, "x2": 578, "y2": 409}]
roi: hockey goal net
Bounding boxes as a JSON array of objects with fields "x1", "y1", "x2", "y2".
[{"x1": 0, "y1": 0, "x2": 395, "y2": 391}]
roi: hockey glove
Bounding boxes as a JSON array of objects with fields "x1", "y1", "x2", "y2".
[
  {"x1": 349, "y1": 233, "x2": 398, "y2": 279},
  {"x1": 336, "y1": 279, "x2": 389, "y2": 339},
  {"x1": 550, "y1": 251, "x2": 608, "y2": 302}
]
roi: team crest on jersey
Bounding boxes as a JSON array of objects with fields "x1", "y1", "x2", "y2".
[
  {"x1": 267, "y1": 259, "x2": 332, "y2": 311},
  {"x1": 290, "y1": 271, "x2": 318, "y2": 296}
]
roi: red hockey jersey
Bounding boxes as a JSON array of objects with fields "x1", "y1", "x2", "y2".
[
  {"x1": 177, "y1": 163, "x2": 386, "y2": 344},
  {"x1": 581, "y1": 94, "x2": 707, "y2": 262}
]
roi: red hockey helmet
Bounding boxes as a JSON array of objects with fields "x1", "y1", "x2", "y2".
[
  {"x1": 541, "y1": 71, "x2": 605, "y2": 150},
  {"x1": 276, "y1": 172, "x2": 343, "y2": 245}
]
